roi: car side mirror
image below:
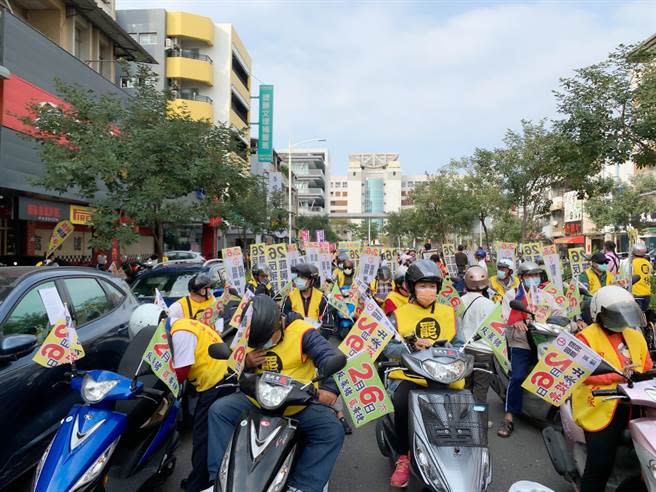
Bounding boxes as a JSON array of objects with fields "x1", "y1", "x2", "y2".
[
  {"x1": 0, "y1": 334, "x2": 38, "y2": 360},
  {"x1": 312, "y1": 353, "x2": 347, "y2": 383},
  {"x1": 509, "y1": 300, "x2": 532, "y2": 315}
]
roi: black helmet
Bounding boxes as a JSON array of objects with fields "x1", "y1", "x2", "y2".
[
  {"x1": 295, "y1": 263, "x2": 319, "y2": 280},
  {"x1": 377, "y1": 266, "x2": 392, "y2": 282},
  {"x1": 188, "y1": 272, "x2": 212, "y2": 294},
  {"x1": 406, "y1": 259, "x2": 442, "y2": 295},
  {"x1": 248, "y1": 295, "x2": 281, "y2": 349}
]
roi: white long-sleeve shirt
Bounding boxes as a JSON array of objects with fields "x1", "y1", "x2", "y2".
[{"x1": 460, "y1": 292, "x2": 496, "y2": 353}]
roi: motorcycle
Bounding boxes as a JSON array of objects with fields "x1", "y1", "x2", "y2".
[
  {"x1": 33, "y1": 324, "x2": 182, "y2": 492},
  {"x1": 542, "y1": 360, "x2": 656, "y2": 491},
  {"x1": 489, "y1": 300, "x2": 572, "y2": 426},
  {"x1": 210, "y1": 354, "x2": 346, "y2": 492},
  {"x1": 320, "y1": 285, "x2": 356, "y2": 341},
  {"x1": 375, "y1": 343, "x2": 492, "y2": 491}
]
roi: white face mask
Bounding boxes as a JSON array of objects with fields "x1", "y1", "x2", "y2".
[
  {"x1": 344, "y1": 268, "x2": 353, "y2": 276},
  {"x1": 294, "y1": 277, "x2": 309, "y2": 290},
  {"x1": 496, "y1": 271, "x2": 507, "y2": 280}
]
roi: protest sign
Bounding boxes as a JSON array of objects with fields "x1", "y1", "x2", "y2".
[
  {"x1": 437, "y1": 279, "x2": 464, "y2": 317},
  {"x1": 223, "y1": 246, "x2": 246, "y2": 295},
  {"x1": 249, "y1": 243, "x2": 267, "y2": 269},
  {"x1": 227, "y1": 305, "x2": 253, "y2": 376},
  {"x1": 442, "y1": 243, "x2": 458, "y2": 277},
  {"x1": 357, "y1": 246, "x2": 381, "y2": 285},
  {"x1": 338, "y1": 241, "x2": 362, "y2": 266},
  {"x1": 568, "y1": 247, "x2": 586, "y2": 279},
  {"x1": 319, "y1": 242, "x2": 333, "y2": 286},
  {"x1": 339, "y1": 297, "x2": 395, "y2": 360},
  {"x1": 326, "y1": 283, "x2": 353, "y2": 320},
  {"x1": 475, "y1": 304, "x2": 510, "y2": 373},
  {"x1": 522, "y1": 242, "x2": 542, "y2": 264},
  {"x1": 564, "y1": 281, "x2": 582, "y2": 318},
  {"x1": 141, "y1": 320, "x2": 180, "y2": 397},
  {"x1": 522, "y1": 331, "x2": 602, "y2": 406},
  {"x1": 287, "y1": 243, "x2": 304, "y2": 268},
  {"x1": 265, "y1": 243, "x2": 290, "y2": 293},
  {"x1": 542, "y1": 244, "x2": 564, "y2": 293},
  {"x1": 229, "y1": 290, "x2": 255, "y2": 332},
  {"x1": 496, "y1": 242, "x2": 517, "y2": 269},
  {"x1": 33, "y1": 319, "x2": 85, "y2": 368},
  {"x1": 541, "y1": 282, "x2": 566, "y2": 307},
  {"x1": 333, "y1": 350, "x2": 393, "y2": 429}
]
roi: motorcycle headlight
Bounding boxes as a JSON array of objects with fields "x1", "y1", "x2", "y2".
[
  {"x1": 71, "y1": 437, "x2": 119, "y2": 491},
  {"x1": 81, "y1": 374, "x2": 119, "y2": 404},
  {"x1": 414, "y1": 435, "x2": 446, "y2": 490},
  {"x1": 256, "y1": 380, "x2": 293, "y2": 410},
  {"x1": 422, "y1": 359, "x2": 467, "y2": 384},
  {"x1": 650, "y1": 460, "x2": 656, "y2": 480}
]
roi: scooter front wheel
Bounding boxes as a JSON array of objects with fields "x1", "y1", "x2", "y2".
[{"x1": 376, "y1": 419, "x2": 391, "y2": 458}]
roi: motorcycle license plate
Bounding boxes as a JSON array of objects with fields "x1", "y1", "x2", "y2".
[{"x1": 262, "y1": 371, "x2": 292, "y2": 387}]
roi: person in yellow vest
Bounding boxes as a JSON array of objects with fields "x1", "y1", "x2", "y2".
[
  {"x1": 579, "y1": 252, "x2": 615, "y2": 324},
  {"x1": 168, "y1": 272, "x2": 217, "y2": 326},
  {"x1": 283, "y1": 263, "x2": 327, "y2": 323},
  {"x1": 383, "y1": 267, "x2": 410, "y2": 315},
  {"x1": 207, "y1": 295, "x2": 347, "y2": 492},
  {"x1": 632, "y1": 243, "x2": 653, "y2": 312},
  {"x1": 572, "y1": 285, "x2": 652, "y2": 492},
  {"x1": 333, "y1": 258, "x2": 355, "y2": 288},
  {"x1": 246, "y1": 262, "x2": 274, "y2": 297},
  {"x1": 370, "y1": 265, "x2": 393, "y2": 306},
  {"x1": 488, "y1": 258, "x2": 519, "y2": 303},
  {"x1": 382, "y1": 260, "x2": 465, "y2": 488}
]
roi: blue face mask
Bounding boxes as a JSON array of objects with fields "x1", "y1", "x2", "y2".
[
  {"x1": 596, "y1": 263, "x2": 608, "y2": 272},
  {"x1": 294, "y1": 277, "x2": 308, "y2": 290},
  {"x1": 524, "y1": 277, "x2": 541, "y2": 288},
  {"x1": 496, "y1": 271, "x2": 507, "y2": 280}
]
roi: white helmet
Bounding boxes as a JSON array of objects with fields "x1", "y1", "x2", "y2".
[
  {"x1": 633, "y1": 243, "x2": 648, "y2": 257},
  {"x1": 589, "y1": 285, "x2": 644, "y2": 332},
  {"x1": 497, "y1": 258, "x2": 514, "y2": 271},
  {"x1": 129, "y1": 303, "x2": 166, "y2": 339}
]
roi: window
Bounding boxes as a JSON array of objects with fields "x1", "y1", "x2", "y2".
[
  {"x1": 129, "y1": 32, "x2": 138, "y2": 41},
  {"x1": 231, "y1": 93, "x2": 249, "y2": 125},
  {"x1": 64, "y1": 278, "x2": 113, "y2": 326},
  {"x1": 139, "y1": 33, "x2": 159, "y2": 45},
  {"x1": 120, "y1": 76, "x2": 135, "y2": 88},
  {"x1": 2, "y1": 282, "x2": 56, "y2": 340},
  {"x1": 100, "y1": 280, "x2": 125, "y2": 308},
  {"x1": 232, "y1": 55, "x2": 249, "y2": 88},
  {"x1": 342, "y1": 182, "x2": 347, "y2": 187},
  {"x1": 75, "y1": 28, "x2": 83, "y2": 58}
]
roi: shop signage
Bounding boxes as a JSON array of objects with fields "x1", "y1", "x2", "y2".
[
  {"x1": 18, "y1": 197, "x2": 68, "y2": 223},
  {"x1": 257, "y1": 85, "x2": 274, "y2": 163},
  {"x1": 70, "y1": 205, "x2": 94, "y2": 225}
]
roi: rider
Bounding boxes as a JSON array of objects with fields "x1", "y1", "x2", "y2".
[
  {"x1": 283, "y1": 263, "x2": 327, "y2": 323},
  {"x1": 382, "y1": 267, "x2": 409, "y2": 315},
  {"x1": 168, "y1": 272, "x2": 216, "y2": 325},
  {"x1": 498, "y1": 261, "x2": 566, "y2": 438},
  {"x1": 604, "y1": 241, "x2": 620, "y2": 275},
  {"x1": 207, "y1": 295, "x2": 347, "y2": 492},
  {"x1": 489, "y1": 258, "x2": 519, "y2": 303},
  {"x1": 332, "y1": 252, "x2": 350, "y2": 287},
  {"x1": 572, "y1": 285, "x2": 652, "y2": 492},
  {"x1": 371, "y1": 265, "x2": 393, "y2": 306},
  {"x1": 246, "y1": 263, "x2": 274, "y2": 297},
  {"x1": 475, "y1": 247, "x2": 487, "y2": 269},
  {"x1": 632, "y1": 243, "x2": 653, "y2": 312},
  {"x1": 579, "y1": 252, "x2": 614, "y2": 324},
  {"x1": 383, "y1": 260, "x2": 465, "y2": 488},
  {"x1": 429, "y1": 252, "x2": 450, "y2": 278},
  {"x1": 164, "y1": 304, "x2": 232, "y2": 492},
  {"x1": 461, "y1": 266, "x2": 496, "y2": 404}
]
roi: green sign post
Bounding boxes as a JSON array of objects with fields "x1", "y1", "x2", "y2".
[{"x1": 257, "y1": 84, "x2": 274, "y2": 162}]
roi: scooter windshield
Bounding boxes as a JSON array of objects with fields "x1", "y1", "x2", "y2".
[{"x1": 599, "y1": 301, "x2": 645, "y2": 331}]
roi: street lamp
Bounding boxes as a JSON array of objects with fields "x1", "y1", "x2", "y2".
[{"x1": 288, "y1": 137, "x2": 327, "y2": 243}]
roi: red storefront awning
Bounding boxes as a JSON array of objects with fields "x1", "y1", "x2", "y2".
[{"x1": 554, "y1": 235, "x2": 585, "y2": 244}]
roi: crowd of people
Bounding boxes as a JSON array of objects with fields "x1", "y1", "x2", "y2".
[{"x1": 126, "y1": 240, "x2": 653, "y2": 492}]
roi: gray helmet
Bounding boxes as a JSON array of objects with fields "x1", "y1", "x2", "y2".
[
  {"x1": 406, "y1": 259, "x2": 442, "y2": 295},
  {"x1": 394, "y1": 266, "x2": 407, "y2": 290},
  {"x1": 377, "y1": 266, "x2": 392, "y2": 282},
  {"x1": 252, "y1": 262, "x2": 270, "y2": 277},
  {"x1": 633, "y1": 243, "x2": 648, "y2": 257},
  {"x1": 517, "y1": 261, "x2": 542, "y2": 277}
]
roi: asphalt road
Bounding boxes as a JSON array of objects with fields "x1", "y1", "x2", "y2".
[{"x1": 163, "y1": 388, "x2": 572, "y2": 492}]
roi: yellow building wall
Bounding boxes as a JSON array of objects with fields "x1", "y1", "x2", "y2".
[
  {"x1": 169, "y1": 99, "x2": 214, "y2": 122},
  {"x1": 166, "y1": 57, "x2": 214, "y2": 86},
  {"x1": 167, "y1": 11, "x2": 214, "y2": 45},
  {"x1": 230, "y1": 71, "x2": 251, "y2": 106}
]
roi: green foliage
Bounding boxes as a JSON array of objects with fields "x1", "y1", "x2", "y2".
[
  {"x1": 24, "y1": 65, "x2": 252, "y2": 256},
  {"x1": 384, "y1": 209, "x2": 422, "y2": 246}
]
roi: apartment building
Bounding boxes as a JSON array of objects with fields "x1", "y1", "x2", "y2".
[{"x1": 276, "y1": 149, "x2": 330, "y2": 216}]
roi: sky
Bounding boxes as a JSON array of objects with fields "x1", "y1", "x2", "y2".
[{"x1": 116, "y1": 0, "x2": 656, "y2": 176}]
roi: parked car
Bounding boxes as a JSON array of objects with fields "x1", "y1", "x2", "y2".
[
  {"x1": 0, "y1": 266, "x2": 139, "y2": 489},
  {"x1": 130, "y1": 263, "x2": 225, "y2": 305},
  {"x1": 164, "y1": 250, "x2": 205, "y2": 264}
]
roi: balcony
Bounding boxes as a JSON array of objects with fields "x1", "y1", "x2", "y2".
[
  {"x1": 166, "y1": 11, "x2": 214, "y2": 45},
  {"x1": 550, "y1": 196, "x2": 564, "y2": 212},
  {"x1": 299, "y1": 187, "x2": 325, "y2": 198},
  {"x1": 168, "y1": 94, "x2": 213, "y2": 122},
  {"x1": 166, "y1": 53, "x2": 213, "y2": 86}
]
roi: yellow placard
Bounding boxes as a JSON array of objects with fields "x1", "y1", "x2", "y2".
[{"x1": 33, "y1": 321, "x2": 85, "y2": 368}]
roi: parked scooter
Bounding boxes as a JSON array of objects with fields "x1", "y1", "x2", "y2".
[
  {"x1": 210, "y1": 354, "x2": 346, "y2": 492},
  {"x1": 542, "y1": 360, "x2": 656, "y2": 491},
  {"x1": 376, "y1": 343, "x2": 492, "y2": 491},
  {"x1": 489, "y1": 300, "x2": 572, "y2": 426},
  {"x1": 33, "y1": 323, "x2": 182, "y2": 492}
]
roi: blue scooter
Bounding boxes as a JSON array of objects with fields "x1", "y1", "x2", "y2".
[{"x1": 33, "y1": 324, "x2": 181, "y2": 492}]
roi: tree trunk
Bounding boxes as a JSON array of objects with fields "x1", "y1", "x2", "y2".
[
  {"x1": 480, "y1": 212, "x2": 490, "y2": 250},
  {"x1": 521, "y1": 203, "x2": 529, "y2": 243},
  {"x1": 153, "y1": 220, "x2": 164, "y2": 259}
]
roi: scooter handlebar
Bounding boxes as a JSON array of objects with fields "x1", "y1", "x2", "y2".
[
  {"x1": 592, "y1": 389, "x2": 619, "y2": 397},
  {"x1": 631, "y1": 369, "x2": 656, "y2": 382}
]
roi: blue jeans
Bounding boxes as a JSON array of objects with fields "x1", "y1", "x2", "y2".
[
  {"x1": 505, "y1": 347, "x2": 533, "y2": 415},
  {"x1": 207, "y1": 392, "x2": 345, "y2": 492}
]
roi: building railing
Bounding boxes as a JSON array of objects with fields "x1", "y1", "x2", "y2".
[
  {"x1": 166, "y1": 49, "x2": 213, "y2": 64},
  {"x1": 171, "y1": 92, "x2": 213, "y2": 104}
]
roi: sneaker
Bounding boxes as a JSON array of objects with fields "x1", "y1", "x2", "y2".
[{"x1": 390, "y1": 454, "x2": 410, "y2": 488}]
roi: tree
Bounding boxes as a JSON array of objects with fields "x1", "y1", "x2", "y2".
[
  {"x1": 585, "y1": 174, "x2": 656, "y2": 231},
  {"x1": 385, "y1": 209, "x2": 423, "y2": 247},
  {"x1": 556, "y1": 44, "x2": 656, "y2": 169},
  {"x1": 354, "y1": 220, "x2": 379, "y2": 243},
  {"x1": 24, "y1": 65, "x2": 251, "y2": 257}
]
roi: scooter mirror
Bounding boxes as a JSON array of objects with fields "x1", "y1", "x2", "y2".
[
  {"x1": 632, "y1": 274, "x2": 641, "y2": 285},
  {"x1": 509, "y1": 300, "x2": 532, "y2": 315},
  {"x1": 591, "y1": 359, "x2": 622, "y2": 377},
  {"x1": 312, "y1": 353, "x2": 347, "y2": 383},
  {"x1": 208, "y1": 342, "x2": 231, "y2": 360}
]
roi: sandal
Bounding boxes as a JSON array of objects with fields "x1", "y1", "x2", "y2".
[{"x1": 497, "y1": 419, "x2": 514, "y2": 438}]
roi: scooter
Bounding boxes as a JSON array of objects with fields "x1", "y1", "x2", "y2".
[
  {"x1": 375, "y1": 342, "x2": 492, "y2": 491},
  {"x1": 489, "y1": 300, "x2": 572, "y2": 426},
  {"x1": 33, "y1": 324, "x2": 181, "y2": 492},
  {"x1": 211, "y1": 354, "x2": 346, "y2": 492},
  {"x1": 320, "y1": 285, "x2": 356, "y2": 341},
  {"x1": 542, "y1": 360, "x2": 656, "y2": 491}
]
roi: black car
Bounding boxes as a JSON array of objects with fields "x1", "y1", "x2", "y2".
[{"x1": 0, "y1": 266, "x2": 139, "y2": 488}]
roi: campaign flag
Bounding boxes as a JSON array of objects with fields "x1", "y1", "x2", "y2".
[
  {"x1": 33, "y1": 318, "x2": 85, "y2": 368},
  {"x1": 46, "y1": 220, "x2": 74, "y2": 258},
  {"x1": 475, "y1": 304, "x2": 510, "y2": 373},
  {"x1": 141, "y1": 320, "x2": 180, "y2": 397}
]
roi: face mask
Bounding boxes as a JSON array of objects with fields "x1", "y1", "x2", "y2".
[
  {"x1": 294, "y1": 277, "x2": 308, "y2": 290},
  {"x1": 344, "y1": 268, "x2": 353, "y2": 276},
  {"x1": 596, "y1": 263, "x2": 608, "y2": 272},
  {"x1": 261, "y1": 337, "x2": 276, "y2": 350},
  {"x1": 496, "y1": 271, "x2": 507, "y2": 280},
  {"x1": 415, "y1": 287, "x2": 437, "y2": 307},
  {"x1": 524, "y1": 277, "x2": 541, "y2": 288}
]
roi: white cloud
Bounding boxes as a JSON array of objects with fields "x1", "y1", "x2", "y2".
[{"x1": 117, "y1": 0, "x2": 656, "y2": 174}]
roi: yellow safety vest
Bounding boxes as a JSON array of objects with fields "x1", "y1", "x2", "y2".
[
  {"x1": 333, "y1": 269, "x2": 346, "y2": 288},
  {"x1": 290, "y1": 288, "x2": 323, "y2": 321},
  {"x1": 633, "y1": 257, "x2": 652, "y2": 297},
  {"x1": 393, "y1": 301, "x2": 456, "y2": 342},
  {"x1": 571, "y1": 324, "x2": 647, "y2": 432},
  {"x1": 173, "y1": 295, "x2": 216, "y2": 323},
  {"x1": 489, "y1": 276, "x2": 520, "y2": 303},
  {"x1": 384, "y1": 290, "x2": 409, "y2": 312},
  {"x1": 247, "y1": 278, "x2": 274, "y2": 294},
  {"x1": 170, "y1": 318, "x2": 228, "y2": 392},
  {"x1": 252, "y1": 319, "x2": 317, "y2": 415},
  {"x1": 584, "y1": 268, "x2": 614, "y2": 295}
]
